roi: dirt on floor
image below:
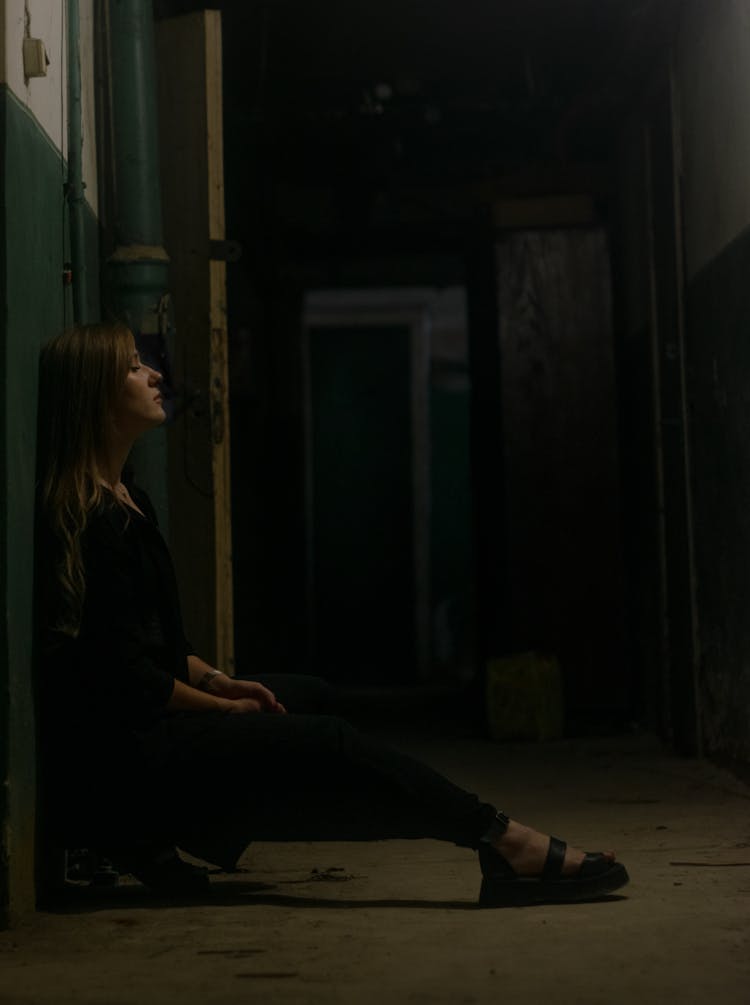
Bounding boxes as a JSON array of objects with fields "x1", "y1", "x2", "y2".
[{"x1": 1, "y1": 726, "x2": 749, "y2": 1005}]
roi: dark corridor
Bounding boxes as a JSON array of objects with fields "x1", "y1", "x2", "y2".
[{"x1": 153, "y1": 0, "x2": 689, "y2": 742}]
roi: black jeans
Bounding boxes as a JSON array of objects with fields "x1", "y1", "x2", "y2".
[{"x1": 155, "y1": 674, "x2": 498, "y2": 868}]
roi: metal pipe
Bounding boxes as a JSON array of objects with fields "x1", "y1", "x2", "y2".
[
  {"x1": 66, "y1": 0, "x2": 90, "y2": 322},
  {"x1": 108, "y1": 0, "x2": 164, "y2": 244},
  {"x1": 104, "y1": 0, "x2": 171, "y2": 527}
]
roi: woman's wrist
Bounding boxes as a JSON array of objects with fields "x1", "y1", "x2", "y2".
[
  {"x1": 196, "y1": 669, "x2": 224, "y2": 692},
  {"x1": 167, "y1": 676, "x2": 234, "y2": 714}
]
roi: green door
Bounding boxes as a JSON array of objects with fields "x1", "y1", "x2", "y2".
[{"x1": 309, "y1": 324, "x2": 414, "y2": 683}]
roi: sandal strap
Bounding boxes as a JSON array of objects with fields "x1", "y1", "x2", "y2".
[
  {"x1": 578, "y1": 852, "x2": 612, "y2": 878},
  {"x1": 541, "y1": 836, "x2": 567, "y2": 880},
  {"x1": 478, "y1": 842, "x2": 518, "y2": 880}
]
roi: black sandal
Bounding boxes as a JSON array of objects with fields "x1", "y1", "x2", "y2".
[{"x1": 478, "y1": 836, "x2": 629, "y2": 907}]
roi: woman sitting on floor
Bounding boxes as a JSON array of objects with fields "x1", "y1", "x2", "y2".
[{"x1": 34, "y1": 322, "x2": 629, "y2": 907}]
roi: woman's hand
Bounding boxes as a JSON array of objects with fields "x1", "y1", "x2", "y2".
[
  {"x1": 226, "y1": 697, "x2": 263, "y2": 714},
  {"x1": 185, "y1": 657, "x2": 287, "y2": 714},
  {"x1": 210, "y1": 676, "x2": 287, "y2": 714}
]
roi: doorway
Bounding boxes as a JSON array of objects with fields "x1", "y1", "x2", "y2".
[
  {"x1": 307, "y1": 323, "x2": 414, "y2": 683},
  {"x1": 303, "y1": 287, "x2": 474, "y2": 687}
]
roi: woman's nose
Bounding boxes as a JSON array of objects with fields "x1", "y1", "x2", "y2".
[{"x1": 148, "y1": 367, "x2": 163, "y2": 384}]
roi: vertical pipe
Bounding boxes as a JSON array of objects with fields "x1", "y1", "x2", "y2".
[
  {"x1": 107, "y1": 0, "x2": 165, "y2": 243},
  {"x1": 67, "y1": 0, "x2": 90, "y2": 322},
  {"x1": 104, "y1": 0, "x2": 171, "y2": 527}
]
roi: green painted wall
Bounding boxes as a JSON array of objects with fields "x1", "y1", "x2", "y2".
[
  {"x1": 685, "y1": 225, "x2": 750, "y2": 768},
  {"x1": 0, "y1": 85, "x2": 99, "y2": 925}
]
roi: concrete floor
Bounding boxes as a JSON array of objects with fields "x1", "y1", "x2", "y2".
[{"x1": 1, "y1": 716, "x2": 749, "y2": 1005}]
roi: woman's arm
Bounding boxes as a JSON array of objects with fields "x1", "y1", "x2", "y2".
[
  {"x1": 185, "y1": 654, "x2": 286, "y2": 713},
  {"x1": 76, "y1": 514, "x2": 263, "y2": 720},
  {"x1": 185, "y1": 653, "x2": 226, "y2": 691},
  {"x1": 167, "y1": 676, "x2": 233, "y2": 712},
  {"x1": 75, "y1": 505, "x2": 282, "y2": 720},
  {"x1": 166, "y1": 676, "x2": 272, "y2": 714}
]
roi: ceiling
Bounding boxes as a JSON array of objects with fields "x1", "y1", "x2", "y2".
[
  {"x1": 153, "y1": 1, "x2": 683, "y2": 263},
  {"x1": 156, "y1": 1, "x2": 679, "y2": 120}
]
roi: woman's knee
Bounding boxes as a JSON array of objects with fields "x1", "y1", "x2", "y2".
[
  {"x1": 300, "y1": 675, "x2": 335, "y2": 713},
  {"x1": 234, "y1": 672, "x2": 334, "y2": 714}
]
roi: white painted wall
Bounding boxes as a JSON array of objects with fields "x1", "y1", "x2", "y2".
[
  {"x1": 677, "y1": 0, "x2": 750, "y2": 279},
  {"x1": 1, "y1": 0, "x2": 98, "y2": 213},
  {"x1": 2, "y1": 1, "x2": 67, "y2": 151}
]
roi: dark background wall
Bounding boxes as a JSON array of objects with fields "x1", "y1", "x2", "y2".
[
  {"x1": 674, "y1": 0, "x2": 750, "y2": 769},
  {"x1": 686, "y1": 238, "x2": 750, "y2": 766}
]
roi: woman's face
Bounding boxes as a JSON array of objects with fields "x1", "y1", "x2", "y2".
[{"x1": 110, "y1": 346, "x2": 166, "y2": 437}]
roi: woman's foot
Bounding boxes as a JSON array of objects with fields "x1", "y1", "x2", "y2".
[
  {"x1": 478, "y1": 819, "x2": 628, "y2": 907},
  {"x1": 490, "y1": 820, "x2": 615, "y2": 877}
]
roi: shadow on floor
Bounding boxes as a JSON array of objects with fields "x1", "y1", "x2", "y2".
[{"x1": 40, "y1": 877, "x2": 629, "y2": 914}]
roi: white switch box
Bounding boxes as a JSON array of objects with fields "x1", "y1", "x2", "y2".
[{"x1": 23, "y1": 38, "x2": 48, "y2": 78}]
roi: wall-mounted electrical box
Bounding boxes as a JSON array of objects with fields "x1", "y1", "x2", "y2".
[{"x1": 23, "y1": 38, "x2": 49, "y2": 78}]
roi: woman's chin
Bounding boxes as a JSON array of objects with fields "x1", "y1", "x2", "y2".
[{"x1": 138, "y1": 409, "x2": 167, "y2": 434}]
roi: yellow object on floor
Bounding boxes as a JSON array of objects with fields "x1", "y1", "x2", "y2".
[{"x1": 486, "y1": 651, "x2": 564, "y2": 741}]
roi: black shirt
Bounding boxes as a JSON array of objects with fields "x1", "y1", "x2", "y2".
[{"x1": 36, "y1": 485, "x2": 194, "y2": 844}]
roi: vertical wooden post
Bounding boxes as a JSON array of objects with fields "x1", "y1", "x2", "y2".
[{"x1": 155, "y1": 10, "x2": 234, "y2": 670}]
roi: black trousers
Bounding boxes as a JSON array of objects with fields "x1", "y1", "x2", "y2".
[{"x1": 148, "y1": 675, "x2": 498, "y2": 869}]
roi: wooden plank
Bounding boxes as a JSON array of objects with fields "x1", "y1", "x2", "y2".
[
  {"x1": 205, "y1": 12, "x2": 234, "y2": 671},
  {"x1": 155, "y1": 10, "x2": 234, "y2": 671}
]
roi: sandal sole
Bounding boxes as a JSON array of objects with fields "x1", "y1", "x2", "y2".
[{"x1": 478, "y1": 862, "x2": 629, "y2": 908}]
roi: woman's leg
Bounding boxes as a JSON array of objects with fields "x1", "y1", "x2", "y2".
[
  {"x1": 137, "y1": 708, "x2": 629, "y2": 904},
  {"x1": 156, "y1": 711, "x2": 497, "y2": 863}
]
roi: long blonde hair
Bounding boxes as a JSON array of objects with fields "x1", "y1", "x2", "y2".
[{"x1": 37, "y1": 322, "x2": 134, "y2": 636}]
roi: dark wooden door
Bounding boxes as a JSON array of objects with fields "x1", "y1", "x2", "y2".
[{"x1": 496, "y1": 228, "x2": 627, "y2": 723}]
